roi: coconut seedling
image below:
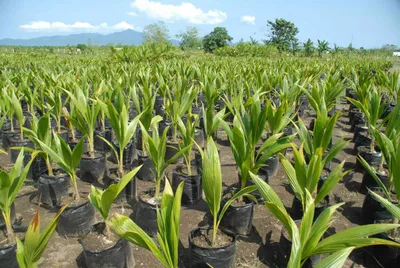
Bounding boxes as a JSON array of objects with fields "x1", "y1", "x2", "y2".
[
  {"x1": 264, "y1": 98, "x2": 295, "y2": 136},
  {"x1": 279, "y1": 145, "x2": 349, "y2": 218},
  {"x1": 201, "y1": 75, "x2": 226, "y2": 139},
  {"x1": 170, "y1": 114, "x2": 202, "y2": 205},
  {"x1": 108, "y1": 180, "x2": 184, "y2": 268},
  {"x1": 1, "y1": 87, "x2": 17, "y2": 135},
  {"x1": 6, "y1": 88, "x2": 35, "y2": 164},
  {"x1": 219, "y1": 91, "x2": 294, "y2": 235},
  {"x1": 33, "y1": 133, "x2": 94, "y2": 237},
  {"x1": 61, "y1": 107, "x2": 77, "y2": 143},
  {"x1": 220, "y1": 92, "x2": 294, "y2": 190},
  {"x1": 97, "y1": 100, "x2": 141, "y2": 187},
  {"x1": 0, "y1": 150, "x2": 36, "y2": 245},
  {"x1": 297, "y1": 89, "x2": 348, "y2": 166},
  {"x1": 131, "y1": 117, "x2": 190, "y2": 236},
  {"x1": 358, "y1": 102, "x2": 400, "y2": 196},
  {"x1": 19, "y1": 75, "x2": 39, "y2": 116},
  {"x1": 347, "y1": 86, "x2": 386, "y2": 153},
  {"x1": 21, "y1": 113, "x2": 58, "y2": 186},
  {"x1": 250, "y1": 172, "x2": 400, "y2": 268},
  {"x1": 44, "y1": 78, "x2": 67, "y2": 137},
  {"x1": 88, "y1": 166, "x2": 142, "y2": 238},
  {"x1": 132, "y1": 70, "x2": 157, "y2": 155},
  {"x1": 188, "y1": 137, "x2": 256, "y2": 267},
  {"x1": 140, "y1": 118, "x2": 191, "y2": 200},
  {"x1": 176, "y1": 115, "x2": 198, "y2": 176},
  {"x1": 79, "y1": 165, "x2": 142, "y2": 268},
  {"x1": 164, "y1": 75, "x2": 198, "y2": 141},
  {"x1": 8, "y1": 90, "x2": 25, "y2": 141},
  {"x1": 63, "y1": 80, "x2": 105, "y2": 183},
  {"x1": 16, "y1": 202, "x2": 67, "y2": 268},
  {"x1": 33, "y1": 133, "x2": 85, "y2": 202}
]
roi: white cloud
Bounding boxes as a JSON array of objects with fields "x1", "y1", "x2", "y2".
[
  {"x1": 114, "y1": 21, "x2": 134, "y2": 30},
  {"x1": 20, "y1": 21, "x2": 140, "y2": 32},
  {"x1": 131, "y1": 0, "x2": 227, "y2": 24},
  {"x1": 20, "y1": 21, "x2": 99, "y2": 31},
  {"x1": 241, "y1": 15, "x2": 255, "y2": 25},
  {"x1": 127, "y1": 11, "x2": 138, "y2": 16}
]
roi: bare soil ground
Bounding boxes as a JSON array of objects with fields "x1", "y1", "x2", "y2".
[{"x1": 1, "y1": 99, "x2": 377, "y2": 267}]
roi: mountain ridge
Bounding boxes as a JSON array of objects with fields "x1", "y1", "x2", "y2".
[{"x1": 0, "y1": 30, "x2": 179, "y2": 46}]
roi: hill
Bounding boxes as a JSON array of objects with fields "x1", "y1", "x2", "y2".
[{"x1": 0, "y1": 30, "x2": 179, "y2": 46}]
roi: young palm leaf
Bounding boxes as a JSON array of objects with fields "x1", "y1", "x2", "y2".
[
  {"x1": 33, "y1": 134, "x2": 85, "y2": 201},
  {"x1": 250, "y1": 172, "x2": 400, "y2": 268},
  {"x1": 197, "y1": 137, "x2": 257, "y2": 246},
  {"x1": 0, "y1": 150, "x2": 37, "y2": 244},
  {"x1": 108, "y1": 180, "x2": 184, "y2": 268},
  {"x1": 64, "y1": 87, "x2": 101, "y2": 157},
  {"x1": 140, "y1": 118, "x2": 191, "y2": 198},
  {"x1": 98, "y1": 100, "x2": 141, "y2": 177},
  {"x1": 16, "y1": 203, "x2": 68, "y2": 268}
]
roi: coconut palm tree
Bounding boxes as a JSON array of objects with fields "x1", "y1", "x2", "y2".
[{"x1": 317, "y1": 40, "x2": 330, "y2": 57}]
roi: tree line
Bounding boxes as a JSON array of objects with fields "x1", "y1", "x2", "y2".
[{"x1": 142, "y1": 19, "x2": 398, "y2": 56}]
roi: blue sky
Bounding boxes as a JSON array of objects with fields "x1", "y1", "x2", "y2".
[{"x1": 0, "y1": 0, "x2": 399, "y2": 48}]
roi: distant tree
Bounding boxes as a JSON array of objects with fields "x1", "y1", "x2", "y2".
[
  {"x1": 332, "y1": 43, "x2": 341, "y2": 55},
  {"x1": 303, "y1": 39, "x2": 315, "y2": 56},
  {"x1": 317, "y1": 39, "x2": 330, "y2": 57},
  {"x1": 203, "y1": 27, "x2": 233, "y2": 53},
  {"x1": 381, "y1": 44, "x2": 398, "y2": 51},
  {"x1": 176, "y1": 27, "x2": 202, "y2": 50},
  {"x1": 266, "y1": 18, "x2": 299, "y2": 53},
  {"x1": 76, "y1": 44, "x2": 87, "y2": 51},
  {"x1": 347, "y1": 43, "x2": 355, "y2": 53},
  {"x1": 290, "y1": 39, "x2": 300, "y2": 55},
  {"x1": 249, "y1": 36, "x2": 259, "y2": 46},
  {"x1": 143, "y1": 21, "x2": 170, "y2": 45}
]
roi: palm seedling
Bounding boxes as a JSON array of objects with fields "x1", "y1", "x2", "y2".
[
  {"x1": 357, "y1": 104, "x2": 400, "y2": 227},
  {"x1": 198, "y1": 137, "x2": 256, "y2": 243},
  {"x1": 7, "y1": 89, "x2": 25, "y2": 141},
  {"x1": 64, "y1": 82, "x2": 101, "y2": 158},
  {"x1": 44, "y1": 81, "x2": 66, "y2": 137},
  {"x1": 176, "y1": 115, "x2": 198, "y2": 176},
  {"x1": 358, "y1": 102, "x2": 400, "y2": 194},
  {"x1": 2, "y1": 86, "x2": 17, "y2": 136},
  {"x1": 220, "y1": 92, "x2": 294, "y2": 190},
  {"x1": 33, "y1": 133, "x2": 85, "y2": 201},
  {"x1": 22, "y1": 114, "x2": 53, "y2": 177},
  {"x1": 88, "y1": 165, "x2": 142, "y2": 239},
  {"x1": 297, "y1": 88, "x2": 348, "y2": 166},
  {"x1": 16, "y1": 203, "x2": 67, "y2": 268},
  {"x1": 108, "y1": 180, "x2": 184, "y2": 268},
  {"x1": 164, "y1": 81, "x2": 197, "y2": 144},
  {"x1": 250, "y1": 172, "x2": 400, "y2": 268},
  {"x1": 140, "y1": 118, "x2": 190, "y2": 199},
  {"x1": 132, "y1": 70, "x2": 157, "y2": 156},
  {"x1": 201, "y1": 76, "x2": 226, "y2": 139},
  {"x1": 0, "y1": 150, "x2": 37, "y2": 245},
  {"x1": 217, "y1": 92, "x2": 293, "y2": 235},
  {"x1": 186, "y1": 137, "x2": 256, "y2": 267},
  {"x1": 97, "y1": 100, "x2": 141, "y2": 181},
  {"x1": 265, "y1": 98, "x2": 295, "y2": 136},
  {"x1": 347, "y1": 86, "x2": 386, "y2": 153},
  {"x1": 280, "y1": 144, "x2": 349, "y2": 217},
  {"x1": 170, "y1": 114, "x2": 202, "y2": 205}
]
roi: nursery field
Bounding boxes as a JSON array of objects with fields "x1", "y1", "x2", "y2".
[
  {"x1": 2, "y1": 103, "x2": 372, "y2": 268},
  {"x1": 0, "y1": 52, "x2": 399, "y2": 268}
]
